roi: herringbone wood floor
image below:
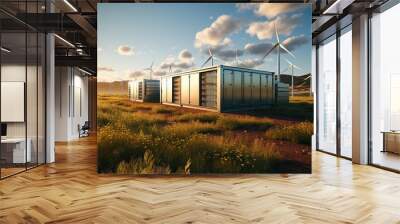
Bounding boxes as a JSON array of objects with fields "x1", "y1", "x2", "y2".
[{"x1": 1, "y1": 136, "x2": 400, "y2": 224}]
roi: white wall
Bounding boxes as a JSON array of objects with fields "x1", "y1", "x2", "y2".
[{"x1": 55, "y1": 67, "x2": 89, "y2": 141}]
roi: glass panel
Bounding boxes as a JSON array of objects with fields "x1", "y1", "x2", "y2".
[
  {"x1": 317, "y1": 35, "x2": 337, "y2": 154},
  {"x1": 340, "y1": 27, "x2": 352, "y2": 158},
  {"x1": 38, "y1": 32, "x2": 45, "y2": 164},
  {"x1": 371, "y1": 4, "x2": 400, "y2": 171},
  {"x1": 1, "y1": 30, "x2": 27, "y2": 177},
  {"x1": 27, "y1": 30, "x2": 38, "y2": 169}
]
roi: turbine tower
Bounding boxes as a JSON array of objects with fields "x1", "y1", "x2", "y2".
[
  {"x1": 261, "y1": 22, "x2": 295, "y2": 82},
  {"x1": 284, "y1": 58, "x2": 303, "y2": 97},
  {"x1": 144, "y1": 61, "x2": 154, "y2": 79}
]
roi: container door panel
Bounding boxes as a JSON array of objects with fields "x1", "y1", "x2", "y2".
[
  {"x1": 233, "y1": 71, "x2": 242, "y2": 105},
  {"x1": 267, "y1": 75, "x2": 273, "y2": 103},
  {"x1": 252, "y1": 73, "x2": 261, "y2": 104},
  {"x1": 189, "y1": 73, "x2": 199, "y2": 106},
  {"x1": 181, "y1": 75, "x2": 190, "y2": 105},
  {"x1": 200, "y1": 71, "x2": 217, "y2": 108},
  {"x1": 260, "y1": 74, "x2": 268, "y2": 104},
  {"x1": 161, "y1": 78, "x2": 167, "y2": 102},
  {"x1": 172, "y1": 77, "x2": 180, "y2": 104},
  {"x1": 167, "y1": 77, "x2": 173, "y2": 103},
  {"x1": 223, "y1": 70, "x2": 233, "y2": 107},
  {"x1": 138, "y1": 81, "x2": 143, "y2": 100},
  {"x1": 243, "y1": 72, "x2": 252, "y2": 104}
]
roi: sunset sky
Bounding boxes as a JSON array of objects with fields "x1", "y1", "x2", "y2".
[{"x1": 98, "y1": 3, "x2": 311, "y2": 82}]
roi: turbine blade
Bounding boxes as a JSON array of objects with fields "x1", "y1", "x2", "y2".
[
  {"x1": 279, "y1": 43, "x2": 295, "y2": 58},
  {"x1": 274, "y1": 22, "x2": 280, "y2": 43},
  {"x1": 284, "y1": 58, "x2": 292, "y2": 65},
  {"x1": 201, "y1": 56, "x2": 212, "y2": 67},
  {"x1": 261, "y1": 43, "x2": 279, "y2": 60},
  {"x1": 293, "y1": 64, "x2": 303, "y2": 71},
  {"x1": 208, "y1": 48, "x2": 212, "y2": 56}
]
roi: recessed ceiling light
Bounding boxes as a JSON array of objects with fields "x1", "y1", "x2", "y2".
[
  {"x1": 63, "y1": 0, "x2": 78, "y2": 12},
  {"x1": 78, "y1": 67, "x2": 92, "y2": 76},
  {"x1": 1, "y1": 47, "x2": 11, "y2": 53},
  {"x1": 54, "y1": 34, "x2": 75, "y2": 48}
]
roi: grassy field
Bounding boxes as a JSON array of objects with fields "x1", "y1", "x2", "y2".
[{"x1": 97, "y1": 95, "x2": 313, "y2": 174}]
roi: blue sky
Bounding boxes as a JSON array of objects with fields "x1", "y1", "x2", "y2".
[{"x1": 98, "y1": 3, "x2": 311, "y2": 82}]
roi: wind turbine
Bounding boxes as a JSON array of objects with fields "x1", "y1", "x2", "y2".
[
  {"x1": 144, "y1": 61, "x2": 154, "y2": 79},
  {"x1": 298, "y1": 74, "x2": 312, "y2": 96},
  {"x1": 284, "y1": 58, "x2": 303, "y2": 97},
  {"x1": 201, "y1": 48, "x2": 223, "y2": 67},
  {"x1": 261, "y1": 22, "x2": 295, "y2": 82}
]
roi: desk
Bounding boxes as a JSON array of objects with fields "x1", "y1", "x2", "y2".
[
  {"x1": 382, "y1": 131, "x2": 400, "y2": 154},
  {"x1": 1, "y1": 138, "x2": 31, "y2": 163}
]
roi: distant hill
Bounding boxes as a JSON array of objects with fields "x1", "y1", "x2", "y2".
[
  {"x1": 279, "y1": 74, "x2": 311, "y2": 87},
  {"x1": 98, "y1": 81, "x2": 128, "y2": 95},
  {"x1": 279, "y1": 73, "x2": 311, "y2": 96}
]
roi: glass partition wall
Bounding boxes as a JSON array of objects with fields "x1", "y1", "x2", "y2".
[
  {"x1": 317, "y1": 35, "x2": 337, "y2": 154},
  {"x1": 0, "y1": 3, "x2": 46, "y2": 179},
  {"x1": 370, "y1": 3, "x2": 400, "y2": 171},
  {"x1": 316, "y1": 25, "x2": 353, "y2": 159},
  {"x1": 339, "y1": 26, "x2": 352, "y2": 159}
]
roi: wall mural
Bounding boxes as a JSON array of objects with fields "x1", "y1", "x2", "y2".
[{"x1": 97, "y1": 3, "x2": 313, "y2": 174}]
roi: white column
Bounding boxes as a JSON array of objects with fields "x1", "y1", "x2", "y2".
[
  {"x1": 352, "y1": 14, "x2": 369, "y2": 164},
  {"x1": 46, "y1": 33, "x2": 55, "y2": 163}
]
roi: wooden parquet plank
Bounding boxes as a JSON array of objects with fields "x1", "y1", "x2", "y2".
[{"x1": 0, "y1": 136, "x2": 399, "y2": 223}]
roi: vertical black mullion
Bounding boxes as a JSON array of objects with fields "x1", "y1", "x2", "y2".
[
  {"x1": 336, "y1": 29, "x2": 341, "y2": 157},
  {"x1": 315, "y1": 44, "x2": 319, "y2": 151},
  {"x1": 367, "y1": 11, "x2": 373, "y2": 165},
  {"x1": 44, "y1": 0, "x2": 47, "y2": 164},
  {"x1": 25, "y1": 0, "x2": 28, "y2": 171},
  {"x1": 36, "y1": 0, "x2": 39, "y2": 167}
]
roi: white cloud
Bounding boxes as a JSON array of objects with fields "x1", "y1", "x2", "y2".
[
  {"x1": 129, "y1": 70, "x2": 146, "y2": 79},
  {"x1": 236, "y1": 3, "x2": 259, "y2": 12},
  {"x1": 160, "y1": 49, "x2": 194, "y2": 71},
  {"x1": 246, "y1": 14, "x2": 302, "y2": 40},
  {"x1": 97, "y1": 66, "x2": 114, "y2": 72},
  {"x1": 178, "y1": 49, "x2": 193, "y2": 61},
  {"x1": 237, "y1": 3, "x2": 304, "y2": 19},
  {"x1": 227, "y1": 58, "x2": 264, "y2": 69},
  {"x1": 215, "y1": 48, "x2": 244, "y2": 61},
  {"x1": 244, "y1": 42, "x2": 274, "y2": 55},
  {"x1": 195, "y1": 15, "x2": 240, "y2": 48},
  {"x1": 282, "y1": 34, "x2": 309, "y2": 51},
  {"x1": 116, "y1": 45, "x2": 135, "y2": 56}
]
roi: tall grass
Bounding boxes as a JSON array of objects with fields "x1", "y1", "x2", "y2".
[
  {"x1": 152, "y1": 106, "x2": 177, "y2": 114},
  {"x1": 216, "y1": 116, "x2": 273, "y2": 131},
  {"x1": 175, "y1": 113, "x2": 220, "y2": 123},
  {"x1": 97, "y1": 95, "x2": 309, "y2": 174},
  {"x1": 162, "y1": 121, "x2": 221, "y2": 138},
  {"x1": 99, "y1": 129, "x2": 282, "y2": 174},
  {"x1": 265, "y1": 122, "x2": 313, "y2": 145}
]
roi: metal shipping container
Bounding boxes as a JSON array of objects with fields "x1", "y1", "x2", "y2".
[
  {"x1": 128, "y1": 79, "x2": 160, "y2": 103},
  {"x1": 160, "y1": 65, "x2": 277, "y2": 112}
]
